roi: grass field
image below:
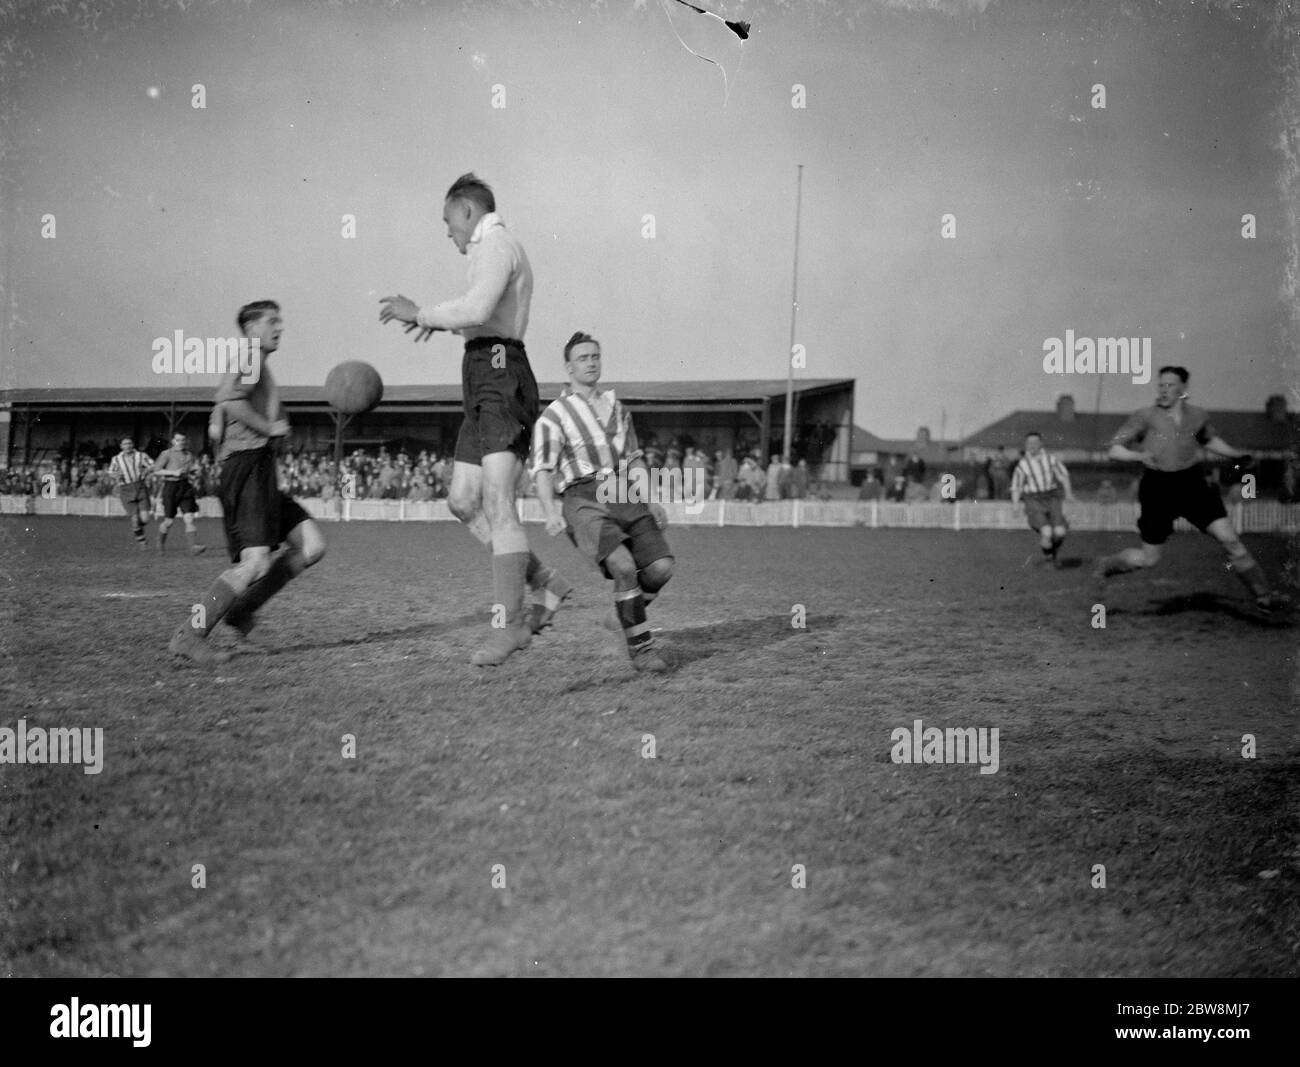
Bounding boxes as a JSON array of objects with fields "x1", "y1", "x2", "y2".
[{"x1": 2, "y1": 514, "x2": 1297, "y2": 977}]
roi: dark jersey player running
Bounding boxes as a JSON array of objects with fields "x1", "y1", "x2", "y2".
[
  {"x1": 168, "y1": 301, "x2": 327, "y2": 663},
  {"x1": 379, "y1": 173, "x2": 571, "y2": 666},
  {"x1": 1093, "y1": 365, "x2": 1286, "y2": 612}
]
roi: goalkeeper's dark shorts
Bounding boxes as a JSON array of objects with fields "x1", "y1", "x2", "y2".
[
  {"x1": 1137, "y1": 466, "x2": 1227, "y2": 545},
  {"x1": 454, "y1": 336, "x2": 539, "y2": 466}
]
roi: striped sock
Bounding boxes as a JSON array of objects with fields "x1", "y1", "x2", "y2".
[{"x1": 614, "y1": 584, "x2": 652, "y2": 654}]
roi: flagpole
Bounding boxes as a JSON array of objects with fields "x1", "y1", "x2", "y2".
[{"x1": 783, "y1": 164, "x2": 803, "y2": 464}]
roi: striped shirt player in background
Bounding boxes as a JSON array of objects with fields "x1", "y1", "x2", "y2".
[
  {"x1": 1009, "y1": 432, "x2": 1075, "y2": 567},
  {"x1": 150, "y1": 431, "x2": 207, "y2": 555},
  {"x1": 109, "y1": 437, "x2": 154, "y2": 548},
  {"x1": 378, "y1": 173, "x2": 572, "y2": 666},
  {"x1": 533, "y1": 332, "x2": 674, "y2": 673},
  {"x1": 168, "y1": 301, "x2": 327, "y2": 664},
  {"x1": 1093, "y1": 366, "x2": 1288, "y2": 612}
]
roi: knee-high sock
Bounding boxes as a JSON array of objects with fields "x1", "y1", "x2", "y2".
[
  {"x1": 186, "y1": 577, "x2": 243, "y2": 638},
  {"x1": 225, "y1": 553, "x2": 297, "y2": 625},
  {"x1": 1231, "y1": 555, "x2": 1271, "y2": 598},
  {"x1": 614, "y1": 580, "x2": 652, "y2": 653},
  {"x1": 493, "y1": 551, "x2": 530, "y2": 626}
]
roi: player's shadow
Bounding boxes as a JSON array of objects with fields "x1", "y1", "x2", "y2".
[
  {"x1": 1136, "y1": 592, "x2": 1293, "y2": 627},
  {"x1": 660, "y1": 612, "x2": 846, "y2": 670},
  {"x1": 557, "y1": 613, "x2": 845, "y2": 692},
  {"x1": 1055, "y1": 557, "x2": 1085, "y2": 570},
  {"x1": 258, "y1": 612, "x2": 486, "y2": 656}
]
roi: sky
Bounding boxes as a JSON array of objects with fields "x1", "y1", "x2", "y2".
[{"x1": 2, "y1": 0, "x2": 1296, "y2": 439}]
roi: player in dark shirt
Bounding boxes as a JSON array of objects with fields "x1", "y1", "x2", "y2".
[
  {"x1": 168, "y1": 301, "x2": 326, "y2": 663},
  {"x1": 1093, "y1": 366, "x2": 1286, "y2": 612}
]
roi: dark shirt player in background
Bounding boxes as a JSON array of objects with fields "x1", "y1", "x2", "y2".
[{"x1": 1093, "y1": 365, "x2": 1287, "y2": 612}]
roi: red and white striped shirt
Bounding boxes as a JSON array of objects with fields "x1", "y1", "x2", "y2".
[
  {"x1": 109, "y1": 449, "x2": 153, "y2": 486},
  {"x1": 1011, "y1": 450, "x2": 1068, "y2": 497},
  {"x1": 532, "y1": 386, "x2": 642, "y2": 494}
]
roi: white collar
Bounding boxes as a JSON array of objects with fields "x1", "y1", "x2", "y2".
[{"x1": 469, "y1": 212, "x2": 505, "y2": 245}]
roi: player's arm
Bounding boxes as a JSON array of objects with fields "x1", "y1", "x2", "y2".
[
  {"x1": 413, "y1": 241, "x2": 513, "y2": 332},
  {"x1": 1107, "y1": 410, "x2": 1154, "y2": 464},
  {"x1": 1009, "y1": 464, "x2": 1023, "y2": 506},
  {"x1": 532, "y1": 418, "x2": 566, "y2": 536},
  {"x1": 223, "y1": 399, "x2": 289, "y2": 438},
  {"x1": 1056, "y1": 459, "x2": 1075, "y2": 502},
  {"x1": 1202, "y1": 435, "x2": 1248, "y2": 461}
]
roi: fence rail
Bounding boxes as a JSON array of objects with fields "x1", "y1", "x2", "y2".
[{"x1": 6, "y1": 494, "x2": 1299, "y2": 533}]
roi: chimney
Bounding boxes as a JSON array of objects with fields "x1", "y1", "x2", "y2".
[
  {"x1": 1265, "y1": 394, "x2": 1288, "y2": 423},
  {"x1": 916, "y1": 427, "x2": 931, "y2": 446},
  {"x1": 1056, "y1": 394, "x2": 1076, "y2": 422}
]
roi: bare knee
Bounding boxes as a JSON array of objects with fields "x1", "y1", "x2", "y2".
[
  {"x1": 605, "y1": 546, "x2": 638, "y2": 582},
  {"x1": 229, "y1": 554, "x2": 271, "y2": 588},
  {"x1": 297, "y1": 526, "x2": 327, "y2": 568},
  {"x1": 448, "y1": 491, "x2": 478, "y2": 524},
  {"x1": 641, "y1": 556, "x2": 675, "y2": 590}
]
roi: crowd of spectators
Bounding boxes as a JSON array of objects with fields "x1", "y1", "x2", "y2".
[{"x1": 1, "y1": 435, "x2": 841, "y2": 504}]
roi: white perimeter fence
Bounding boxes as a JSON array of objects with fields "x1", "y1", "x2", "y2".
[{"x1": 6, "y1": 494, "x2": 1299, "y2": 533}]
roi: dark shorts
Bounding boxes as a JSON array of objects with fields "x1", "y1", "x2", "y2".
[
  {"x1": 1137, "y1": 466, "x2": 1227, "y2": 545},
  {"x1": 218, "y1": 447, "x2": 311, "y2": 562},
  {"x1": 561, "y1": 478, "x2": 672, "y2": 579},
  {"x1": 117, "y1": 482, "x2": 150, "y2": 511},
  {"x1": 1023, "y1": 488, "x2": 1067, "y2": 531},
  {"x1": 160, "y1": 479, "x2": 199, "y2": 518},
  {"x1": 454, "y1": 337, "x2": 540, "y2": 466}
]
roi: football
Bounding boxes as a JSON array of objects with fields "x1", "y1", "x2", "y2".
[{"x1": 324, "y1": 360, "x2": 384, "y2": 415}]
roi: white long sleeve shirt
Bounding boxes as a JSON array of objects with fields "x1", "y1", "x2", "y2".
[{"x1": 415, "y1": 213, "x2": 532, "y2": 341}]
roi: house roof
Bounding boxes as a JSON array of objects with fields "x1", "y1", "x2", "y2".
[{"x1": 966, "y1": 407, "x2": 1299, "y2": 453}]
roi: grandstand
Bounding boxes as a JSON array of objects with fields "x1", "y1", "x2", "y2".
[{"x1": 0, "y1": 378, "x2": 855, "y2": 480}]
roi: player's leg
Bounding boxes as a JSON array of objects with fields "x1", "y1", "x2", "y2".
[
  {"x1": 1095, "y1": 472, "x2": 1167, "y2": 579},
  {"x1": 1204, "y1": 517, "x2": 1284, "y2": 607},
  {"x1": 223, "y1": 504, "x2": 325, "y2": 639},
  {"x1": 157, "y1": 483, "x2": 176, "y2": 551},
  {"x1": 604, "y1": 543, "x2": 666, "y2": 672},
  {"x1": 450, "y1": 455, "x2": 571, "y2": 635},
  {"x1": 169, "y1": 545, "x2": 273, "y2": 663},
  {"x1": 626, "y1": 505, "x2": 674, "y2": 611},
  {"x1": 447, "y1": 458, "x2": 492, "y2": 546},
  {"x1": 467, "y1": 449, "x2": 534, "y2": 665},
  {"x1": 179, "y1": 487, "x2": 206, "y2": 554},
  {"x1": 122, "y1": 486, "x2": 147, "y2": 545},
  {"x1": 1047, "y1": 493, "x2": 1068, "y2": 565}
]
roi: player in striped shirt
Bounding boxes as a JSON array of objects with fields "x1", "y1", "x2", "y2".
[
  {"x1": 1093, "y1": 366, "x2": 1287, "y2": 612},
  {"x1": 108, "y1": 437, "x2": 154, "y2": 548},
  {"x1": 150, "y1": 432, "x2": 207, "y2": 555},
  {"x1": 1010, "y1": 432, "x2": 1075, "y2": 566},
  {"x1": 533, "y1": 332, "x2": 674, "y2": 673}
]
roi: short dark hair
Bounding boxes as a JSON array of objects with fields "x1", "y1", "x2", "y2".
[
  {"x1": 1158, "y1": 365, "x2": 1189, "y2": 384},
  {"x1": 237, "y1": 300, "x2": 280, "y2": 333},
  {"x1": 1024, "y1": 430, "x2": 1043, "y2": 442},
  {"x1": 445, "y1": 172, "x2": 495, "y2": 214},
  {"x1": 564, "y1": 331, "x2": 598, "y2": 362}
]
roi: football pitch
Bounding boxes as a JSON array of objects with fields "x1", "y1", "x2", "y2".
[{"x1": 2, "y1": 515, "x2": 1297, "y2": 977}]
